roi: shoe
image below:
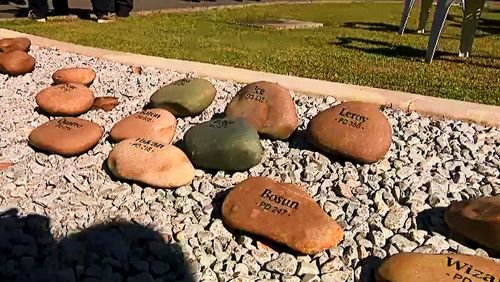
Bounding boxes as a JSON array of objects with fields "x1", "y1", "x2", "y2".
[
  {"x1": 28, "y1": 10, "x2": 47, "y2": 22},
  {"x1": 96, "y1": 14, "x2": 115, "y2": 23}
]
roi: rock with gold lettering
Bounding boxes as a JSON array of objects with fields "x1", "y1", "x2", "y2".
[
  {"x1": 376, "y1": 253, "x2": 500, "y2": 282},
  {"x1": 107, "y1": 138, "x2": 195, "y2": 189},
  {"x1": 110, "y1": 109, "x2": 177, "y2": 144},
  {"x1": 307, "y1": 101, "x2": 391, "y2": 163},
  {"x1": 149, "y1": 78, "x2": 216, "y2": 117},
  {"x1": 0, "y1": 50, "x2": 35, "y2": 76},
  {"x1": 225, "y1": 81, "x2": 298, "y2": 140},
  {"x1": 36, "y1": 83, "x2": 95, "y2": 116},
  {"x1": 0, "y1": 38, "x2": 31, "y2": 52},
  {"x1": 29, "y1": 118, "x2": 103, "y2": 157},
  {"x1": 52, "y1": 67, "x2": 96, "y2": 86},
  {"x1": 445, "y1": 196, "x2": 500, "y2": 251},
  {"x1": 222, "y1": 177, "x2": 343, "y2": 254}
]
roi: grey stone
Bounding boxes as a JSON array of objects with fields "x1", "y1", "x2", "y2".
[{"x1": 265, "y1": 253, "x2": 298, "y2": 276}]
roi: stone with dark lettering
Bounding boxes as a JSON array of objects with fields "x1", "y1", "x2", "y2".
[
  {"x1": 307, "y1": 101, "x2": 391, "y2": 163},
  {"x1": 225, "y1": 81, "x2": 298, "y2": 140},
  {"x1": 149, "y1": 78, "x2": 216, "y2": 117},
  {"x1": 222, "y1": 177, "x2": 343, "y2": 254},
  {"x1": 36, "y1": 83, "x2": 95, "y2": 116},
  {"x1": 0, "y1": 37, "x2": 31, "y2": 52},
  {"x1": 28, "y1": 118, "x2": 103, "y2": 157},
  {"x1": 107, "y1": 138, "x2": 195, "y2": 189},
  {"x1": 445, "y1": 196, "x2": 500, "y2": 251},
  {"x1": 52, "y1": 67, "x2": 96, "y2": 86},
  {"x1": 0, "y1": 50, "x2": 35, "y2": 76},
  {"x1": 182, "y1": 118, "x2": 262, "y2": 171},
  {"x1": 376, "y1": 253, "x2": 500, "y2": 282},
  {"x1": 110, "y1": 108, "x2": 177, "y2": 144}
]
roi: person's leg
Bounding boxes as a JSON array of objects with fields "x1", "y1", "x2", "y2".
[
  {"x1": 52, "y1": 0, "x2": 69, "y2": 15},
  {"x1": 115, "y1": 0, "x2": 133, "y2": 17},
  {"x1": 28, "y1": 0, "x2": 49, "y2": 20},
  {"x1": 90, "y1": 0, "x2": 109, "y2": 17}
]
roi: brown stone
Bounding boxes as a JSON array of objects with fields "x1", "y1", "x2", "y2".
[
  {"x1": 52, "y1": 67, "x2": 96, "y2": 86},
  {"x1": 376, "y1": 253, "x2": 500, "y2": 282},
  {"x1": 0, "y1": 162, "x2": 14, "y2": 171},
  {"x1": 110, "y1": 109, "x2": 177, "y2": 144},
  {"x1": 91, "y1": 97, "x2": 119, "y2": 112},
  {"x1": 445, "y1": 196, "x2": 500, "y2": 251},
  {"x1": 28, "y1": 118, "x2": 103, "y2": 157},
  {"x1": 0, "y1": 38, "x2": 31, "y2": 52},
  {"x1": 0, "y1": 50, "x2": 35, "y2": 76},
  {"x1": 225, "y1": 81, "x2": 298, "y2": 140},
  {"x1": 307, "y1": 101, "x2": 392, "y2": 163},
  {"x1": 131, "y1": 66, "x2": 142, "y2": 75},
  {"x1": 107, "y1": 138, "x2": 195, "y2": 189},
  {"x1": 222, "y1": 177, "x2": 343, "y2": 254},
  {"x1": 36, "y1": 83, "x2": 95, "y2": 116}
]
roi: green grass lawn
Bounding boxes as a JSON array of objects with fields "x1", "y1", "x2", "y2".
[{"x1": 2, "y1": 3, "x2": 499, "y2": 105}]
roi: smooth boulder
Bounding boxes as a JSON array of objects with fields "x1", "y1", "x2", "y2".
[
  {"x1": 183, "y1": 118, "x2": 262, "y2": 171},
  {"x1": 107, "y1": 138, "x2": 195, "y2": 189},
  {"x1": 376, "y1": 253, "x2": 500, "y2": 282},
  {"x1": 445, "y1": 196, "x2": 500, "y2": 251},
  {"x1": 91, "y1": 97, "x2": 119, "y2": 112},
  {"x1": 29, "y1": 118, "x2": 103, "y2": 157},
  {"x1": 0, "y1": 38, "x2": 31, "y2": 52},
  {"x1": 149, "y1": 78, "x2": 216, "y2": 117},
  {"x1": 52, "y1": 67, "x2": 96, "y2": 86},
  {"x1": 0, "y1": 50, "x2": 35, "y2": 76},
  {"x1": 36, "y1": 83, "x2": 95, "y2": 116},
  {"x1": 110, "y1": 108, "x2": 177, "y2": 144},
  {"x1": 307, "y1": 101, "x2": 392, "y2": 163},
  {"x1": 222, "y1": 177, "x2": 343, "y2": 254},
  {"x1": 225, "y1": 81, "x2": 298, "y2": 140}
]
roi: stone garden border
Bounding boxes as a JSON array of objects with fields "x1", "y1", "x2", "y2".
[{"x1": 1, "y1": 28, "x2": 499, "y2": 127}]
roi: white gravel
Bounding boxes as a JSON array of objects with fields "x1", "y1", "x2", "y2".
[{"x1": 0, "y1": 46, "x2": 499, "y2": 282}]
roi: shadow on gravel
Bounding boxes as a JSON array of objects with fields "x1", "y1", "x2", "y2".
[
  {"x1": 0, "y1": 208, "x2": 195, "y2": 282},
  {"x1": 357, "y1": 256, "x2": 383, "y2": 282}
]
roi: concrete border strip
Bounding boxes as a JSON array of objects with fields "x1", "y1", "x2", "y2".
[{"x1": 1, "y1": 28, "x2": 499, "y2": 127}]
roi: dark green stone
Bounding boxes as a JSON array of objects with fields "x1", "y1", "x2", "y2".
[
  {"x1": 183, "y1": 118, "x2": 263, "y2": 171},
  {"x1": 149, "y1": 78, "x2": 216, "y2": 117}
]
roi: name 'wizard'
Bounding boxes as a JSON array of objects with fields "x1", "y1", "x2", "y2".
[{"x1": 261, "y1": 188, "x2": 299, "y2": 210}]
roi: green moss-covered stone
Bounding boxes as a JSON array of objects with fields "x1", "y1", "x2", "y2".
[
  {"x1": 183, "y1": 118, "x2": 263, "y2": 171},
  {"x1": 149, "y1": 78, "x2": 216, "y2": 117}
]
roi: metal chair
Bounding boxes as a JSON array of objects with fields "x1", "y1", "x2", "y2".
[{"x1": 399, "y1": 0, "x2": 434, "y2": 34}]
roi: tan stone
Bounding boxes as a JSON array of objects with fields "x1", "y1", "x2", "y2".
[
  {"x1": 107, "y1": 138, "x2": 194, "y2": 189},
  {"x1": 110, "y1": 109, "x2": 177, "y2": 144},
  {"x1": 52, "y1": 67, "x2": 96, "y2": 86},
  {"x1": 36, "y1": 83, "x2": 95, "y2": 116},
  {"x1": 28, "y1": 118, "x2": 103, "y2": 157},
  {"x1": 307, "y1": 101, "x2": 392, "y2": 163},
  {"x1": 91, "y1": 97, "x2": 119, "y2": 112},
  {"x1": 222, "y1": 177, "x2": 343, "y2": 254},
  {"x1": 0, "y1": 50, "x2": 35, "y2": 76},
  {"x1": 376, "y1": 253, "x2": 500, "y2": 282},
  {"x1": 445, "y1": 196, "x2": 500, "y2": 251},
  {"x1": 225, "y1": 81, "x2": 298, "y2": 140},
  {"x1": 0, "y1": 38, "x2": 31, "y2": 52}
]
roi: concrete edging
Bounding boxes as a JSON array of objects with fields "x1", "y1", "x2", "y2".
[{"x1": 1, "y1": 28, "x2": 499, "y2": 127}]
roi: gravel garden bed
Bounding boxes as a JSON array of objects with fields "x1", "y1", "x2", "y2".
[{"x1": 0, "y1": 46, "x2": 499, "y2": 282}]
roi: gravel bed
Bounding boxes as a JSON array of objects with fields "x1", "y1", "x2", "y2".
[{"x1": 0, "y1": 46, "x2": 499, "y2": 282}]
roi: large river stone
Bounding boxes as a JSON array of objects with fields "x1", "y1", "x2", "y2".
[
  {"x1": 445, "y1": 196, "x2": 500, "y2": 251},
  {"x1": 0, "y1": 38, "x2": 31, "y2": 52},
  {"x1": 225, "y1": 81, "x2": 298, "y2": 140},
  {"x1": 222, "y1": 177, "x2": 343, "y2": 254},
  {"x1": 36, "y1": 83, "x2": 95, "y2": 116},
  {"x1": 52, "y1": 67, "x2": 96, "y2": 86},
  {"x1": 0, "y1": 50, "x2": 35, "y2": 76},
  {"x1": 376, "y1": 253, "x2": 500, "y2": 282},
  {"x1": 182, "y1": 118, "x2": 263, "y2": 171},
  {"x1": 149, "y1": 78, "x2": 216, "y2": 117},
  {"x1": 107, "y1": 138, "x2": 195, "y2": 189}
]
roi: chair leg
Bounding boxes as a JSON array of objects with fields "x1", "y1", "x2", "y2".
[
  {"x1": 399, "y1": 0, "x2": 417, "y2": 35},
  {"x1": 459, "y1": 0, "x2": 486, "y2": 57},
  {"x1": 417, "y1": 0, "x2": 433, "y2": 33},
  {"x1": 425, "y1": 0, "x2": 455, "y2": 63}
]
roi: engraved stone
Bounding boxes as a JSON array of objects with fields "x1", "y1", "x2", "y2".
[
  {"x1": 0, "y1": 50, "x2": 35, "y2": 76},
  {"x1": 52, "y1": 67, "x2": 96, "y2": 86},
  {"x1": 0, "y1": 37, "x2": 31, "y2": 52},
  {"x1": 36, "y1": 83, "x2": 95, "y2": 116}
]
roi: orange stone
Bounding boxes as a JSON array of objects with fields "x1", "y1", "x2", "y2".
[
  {"x1": 0, "y1": 50, "x2": 35, "y2": 76},
  {"x1": 0, "y1": 38, "x2": 31, "y2": 52},
  {"x1": 52, "y1": 67, "x2": 96, "y2": 86},
  {"x1": 91, "y1": 97, "x2": 119, "y2": 112},
  {"x1": 36, "y1": 83, "x2": 95, "y2": 116}
]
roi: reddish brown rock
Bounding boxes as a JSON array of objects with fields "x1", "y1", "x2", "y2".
[
  {"x1": 445, "y1": 196, "x2": 500, "y2": 251},
  {"x1": 0, "y1": 50, "x2": 35, "y2": 76},
  {"x1": 52, "y1": 67, "x2": 96, "y2": 86},
  {"x1": 0, "y1": 38, "x2": 31, "y2": 52},
  {"x1": 0, "y1": 162, "x2": 14, "y2": 171},
  {"x1": 222, "y1": 177, "x2": 343, "y2": 254},
  {"x1": 110, "y1": 109, "x2": 177, "y2": 144},
  {"x1": 376, "y1": 253, "x2": 500, "y2": 282},
  {"x1": 29, "y1": 118, "x2": 103, "y2": 157},
  {"x1": 107, "y1": 138, "x2": 194, "y2": 189},
  {"x1": 91, "y1": 97, "x2": 119, "y2": 112},
  {"x1": 36, "y1": 83, "x2": 95, "y2": 116},
  {"x1": 307, "y1": 101, "x2": 392, "y2": 163},
  {"x1": 225, "y1": 81, "x2": 298, "y2": 140},
  {"x1": 131, "y1": 66, "x2": 142, "y2": 75}
]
